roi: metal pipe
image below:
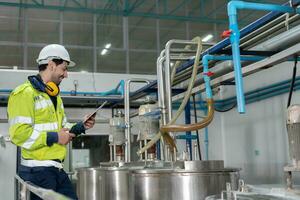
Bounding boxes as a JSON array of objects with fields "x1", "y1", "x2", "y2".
[
  {"x1": 185, "y1": 99, "x2": 192, "y2": 160},
  {"x1": 144, "y1": 139, "x2": 147, "y2": 160},
  {"x1": 110, "y1": 145, "x2": 113, "y2": 162},
  {"x1": 165, "y1": 40, "x2": 201, "y2": 125},
  {"x1": 157, "y1": 51, "x2": 167, "y2": 160},
  {"x1": 124, "y1": 79, "x2": 150, "y2": 162},
  {"x1": 113, "y1": 144, "x2": 116, "y2": 161},
  {"x1": 157, "y1": 50, "x2": 167, "y2": 126},
  {"x1": 139, "y1": 141, "x2": 143, "y2": 160}
]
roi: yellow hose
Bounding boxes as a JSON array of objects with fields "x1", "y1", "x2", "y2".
[
  {"x1": 160, "y1": 99, "x2": 214, "y2": 132},
  {"x1": 137, "y1": 37, "x2": 203, "y2": 155}
]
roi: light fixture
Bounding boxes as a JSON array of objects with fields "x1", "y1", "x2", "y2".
[
  {"x1": 202, "y1": 34, "x2": 213, "y2": 42},
  {"x1": 101, "y1": 49, "x2": 108, "y2": 55},
  {"x1": 105, "y1": 43, "x2": 111, "y2": 49},
  {"x1": 170, "y1": 62, "x2": 174, "y2": 67}
]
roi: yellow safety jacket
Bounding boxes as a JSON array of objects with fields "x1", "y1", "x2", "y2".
[{"x1": 8, "y1": 81, "x2": 73, "y2": 162}]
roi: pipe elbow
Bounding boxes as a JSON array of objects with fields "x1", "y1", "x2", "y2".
[
  {"x1": 228, "y1": 1, "x2": 245, "y2": 16},
  {"x1": 202, "y1": 54, "x2": 214, "y2": 67}
]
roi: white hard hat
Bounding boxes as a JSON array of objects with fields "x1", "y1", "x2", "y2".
[{"x1": 36, "y1": 44, "x2": 75, "y2": 67}]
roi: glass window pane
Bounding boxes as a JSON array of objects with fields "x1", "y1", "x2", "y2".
[
  {"x1": 68, "y1": 48, "x2": 93, "y2": 72},
  {"x1": 97, "y1": 50, "x2": 126, "y2": 73},
  {"x1": 129, "y1": 51, "x2": 156, "y2": 74},
  {"x1": 28, "y1": 20, "x2": 59, "y2": 43},
  {"x1": 0, "y1": 17, "x2": 22, "y2": 42},
  {"x1": 28, "y1": 47, "x2": 40, "y2": 70},
  {"x1": 64, "y1": 12, "x2": 93, "y2": 23},
  {"x1": 64, "y1": 22, "x2": 93, "y2": 46},
  {"x1": 160, "y1": 20, "x2": 187, "y2": 48},
  {"x1": 0, "y1": 6, "x2": 22, "y2": 42},
  {"x1": 97, "y1": 16, "x2": 123, "y2": 49},
  {"x1": 0, "y1": 46, "x2": 23, "y2": 69},
  {"x1": 129, "y1": 17, "x2": 157, "y2": 50}
]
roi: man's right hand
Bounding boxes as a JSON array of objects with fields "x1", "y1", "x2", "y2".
[{"x1": 57, "y1": 128, "x2": 75, "y2": 145}]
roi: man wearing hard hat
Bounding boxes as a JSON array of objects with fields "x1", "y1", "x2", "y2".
[{"x1": 7, "y1": 44, "x2": 95, "y2": 200}]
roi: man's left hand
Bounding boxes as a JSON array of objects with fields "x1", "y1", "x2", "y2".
[{"x1": 83, "y1": 115, "x2": 96, "y2": 130}]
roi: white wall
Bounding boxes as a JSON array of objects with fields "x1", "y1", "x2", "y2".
[
  {"x1": 0, "y1": 69, "x2": 156, "y2": 92},
  {"x1": 207, "y1": 61, "x2": 300, "y2": 184}
]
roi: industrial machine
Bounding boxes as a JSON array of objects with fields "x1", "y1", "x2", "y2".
[
  {"x1": 77, "y1": 160, "x2": 239, "y2": 200},
  {"x1": 137, "y1": 101, "x2": 160, "y2": 161},
  {"x1": 285, "y1": 105, "x2": 300, "y2": 189},
  {"x1": 76, "y1": 36, "x2": 240, "y2": 200},
  {"x1": 109, "y1": 110, "x2": 126, "y2": 162}
]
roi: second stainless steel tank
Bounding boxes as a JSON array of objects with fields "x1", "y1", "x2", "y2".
[{"x1": 77, "y1": 160, "x2": 240, "y2": 200}]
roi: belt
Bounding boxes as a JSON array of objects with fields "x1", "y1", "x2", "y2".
[{"x1": 21, "y1": 158, "x2": 64, "y2": 169}]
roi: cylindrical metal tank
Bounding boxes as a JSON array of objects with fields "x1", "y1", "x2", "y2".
[
  {"x1": 76, "y1": 167, "x2": 130, "y2": 200},
  {"x1": 286, "y1": 105, "x2": 300, "y2": 166},
  {"x1": 130, "y1": 161, "x2": 239, "y2": 200},
  {"x1": 77, "y1": 161, "x2": 239, "y2": 200}
]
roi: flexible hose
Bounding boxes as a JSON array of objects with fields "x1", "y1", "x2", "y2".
[
  {"x1": 168, "y1": 37, "x2": 202, "y2": 125},
  {"x1": 160, "y1": 99, "x2": 214, "y2": 132},
  {"x1": 137, "y1": 37, "x2": 203, "y2": 155},
  {"x1": 170, "y1": 45, "x2": 194, "y2": 84},
  {"x1": 287, "y1": 56, "x2": 298, "y2": 108}
]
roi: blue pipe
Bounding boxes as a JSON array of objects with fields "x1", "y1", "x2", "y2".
[
  {"x1": 198, "y1": 93, "x2": 209, "y2": 160},
  {"x1": 227, "y1": 1, "x2": 297, "y2": 113},
  {"x1": 202, "y1": 54, "x2": 265, "y2": 111},
  {"x1": 222, "y1": 82, "x2": 297, "y2": 107},
  {"x1": 185, "y1": 99, "x2": 193, "y2": 160},
  {"x1": 221, "y1": 77, "x2": 300, "y2": 107},
  {"x1": 130, "y1": 1, "x2": 300, "y2": 102},
  {"x1": 1, "y1": 80, "x2": 126, "y2": 96},
  {"x1": 176, "y1": 134, "x2": 198, "y2": 140},
  {"x1": 156, "y1": 141, "x2": 161, "y2": 160}
]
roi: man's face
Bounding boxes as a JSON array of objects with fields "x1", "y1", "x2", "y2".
[{"x1": 50, "y1": 60, "x2": 68, "y2": 85}]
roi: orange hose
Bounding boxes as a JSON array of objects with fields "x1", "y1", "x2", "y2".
[{"x1": 160, "y1": 99, "x2": 214, "y2": 132}]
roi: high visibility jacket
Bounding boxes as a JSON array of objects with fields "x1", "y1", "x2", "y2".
[{"x1": 8, "y1": 81, "x2": 73, "y2": 161}]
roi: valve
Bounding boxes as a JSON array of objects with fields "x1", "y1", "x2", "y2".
[
  {"x1": 204, "y1": 71, "x2": 214, "y2": 77},
  {"x1": 221, "y1": 30, "x2": 232, "y2": 38}
]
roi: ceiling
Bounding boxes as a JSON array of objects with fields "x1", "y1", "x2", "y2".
[{"x1": 0, "y1": 0, "x2": 289, "y2": 74}]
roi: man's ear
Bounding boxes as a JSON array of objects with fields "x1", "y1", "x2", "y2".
[{"x1": 47, "y1": 60, "x2": 55, "y2": 71}]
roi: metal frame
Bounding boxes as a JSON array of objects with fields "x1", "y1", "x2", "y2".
[
  {"x1": 124, "y1": 78, "x2": 150, "y2": 162},
  {"x1": 15, "y1": 175, "x2": 70, "y2": 200}
]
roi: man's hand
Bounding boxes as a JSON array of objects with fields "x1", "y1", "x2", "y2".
[
  {"x1": 83, "y1": 115, "x2": 96, "y2": 130},
  {"x1": 58, "y1": 128, "x2": 75, "y2": 145}
]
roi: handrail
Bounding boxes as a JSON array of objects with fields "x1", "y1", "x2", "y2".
[{"x1": 15, "y1": 175, "x2": 70, "y2": 200}]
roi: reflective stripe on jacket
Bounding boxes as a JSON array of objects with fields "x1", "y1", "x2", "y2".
[{"x1": 8, "y1": 81, "x2": 74, "y2": 161}]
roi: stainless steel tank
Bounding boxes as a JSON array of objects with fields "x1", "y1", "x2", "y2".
[
  {"x1": 76, "y1": 167, "x2": 130, "y2": 200},
  {"x1": 77, "y1": 160, "x2": 239, "y2": 200},
  {"x1": 286, "y1": 105, "x2": 300, "y2": 166},
  {"x1": 130, "y1": 161, "x2": 239, "y2": 200}
]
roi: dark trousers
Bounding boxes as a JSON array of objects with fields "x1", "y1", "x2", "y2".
[{"x1": 18, "y1": 165, "x2": 78, "y2": 200}]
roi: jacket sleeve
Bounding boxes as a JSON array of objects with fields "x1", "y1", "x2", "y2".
[
  {"x1": 61, "y1": 102, "x2": 85, "y2": 136},
  {"x1": 8, "y1": 89, "x2": 49, "y2": 150}
]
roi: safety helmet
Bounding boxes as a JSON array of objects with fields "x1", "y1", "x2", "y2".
[{"x1": 36, "y1": 44, "x2": 75, "y2": 67}]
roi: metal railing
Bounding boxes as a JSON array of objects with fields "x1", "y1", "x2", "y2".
[{"x1": 15, "y1": 175, "x2": 71, "y2": 200}]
